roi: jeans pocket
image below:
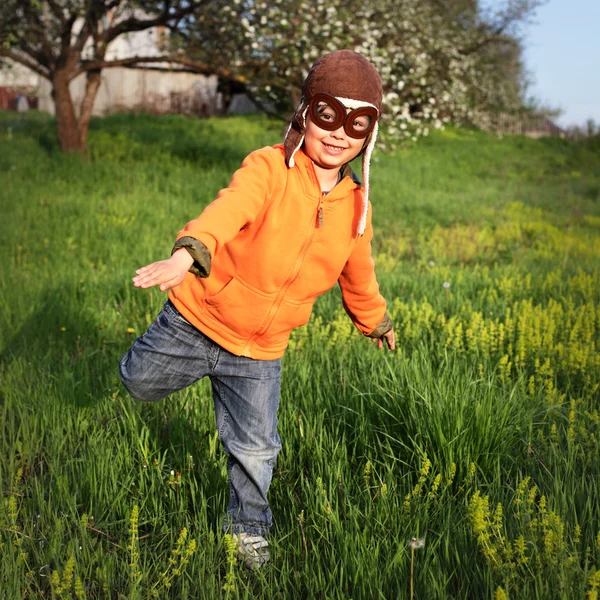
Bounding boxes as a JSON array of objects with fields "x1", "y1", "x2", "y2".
[{"x1": 161, "y1": 300, "x2": 194, "y2": 328}]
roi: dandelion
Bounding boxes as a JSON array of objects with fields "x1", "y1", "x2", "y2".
[
  {"x1": 127, "y1": 327, "x2": 135, "y2": 334},
  {"x1": 60, "y1": 327, "x2": 66, "y2": 332},
  {"x1": 443, "y1": 281, "x2": 451, "y2": 304},
  {"x1": 410, "y1": 537, "x2": 425, "y2": 549},
  {"x1": 409, "y1": 537, "x2": 424, "y2": 600}
]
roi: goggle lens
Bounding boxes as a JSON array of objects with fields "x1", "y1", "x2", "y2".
[{"x1": 309, "y1": 93, "x2": 377, "y2": 139}]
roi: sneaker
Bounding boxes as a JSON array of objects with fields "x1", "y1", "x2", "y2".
[{"x1": 233, "y1": 533, "x2": 270, "y2": 570}]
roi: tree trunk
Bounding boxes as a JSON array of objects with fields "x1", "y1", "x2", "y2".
[
  {"x1": 52, "y1": 70, "x2": 82, "y2": 153},
  {"x1": 78, "y1": 69, "x2": 102, "y2": 150}
]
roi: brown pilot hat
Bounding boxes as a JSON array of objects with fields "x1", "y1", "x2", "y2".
[{"x1": 284, "y1": 50, "x2": 383, "y2": 235}]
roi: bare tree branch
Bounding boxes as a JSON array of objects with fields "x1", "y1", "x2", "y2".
[
  {"x1": 0, "y1": 48, "x2": 51, "y2": 79},
  {"x1": 19, "y1": 1, "x2": 57, "y2": 64},
  {"x1": 71, "y1": 54, "x2": 218, "y2": 79},
  {"x1": 100, "y1": 1, "x2": 205, "y2": 47},
  {"x1": 45, "y1": 0, "x2": 67, "y2": 24},
  {"x1": 60, "y1": 14, "x2": 78, "y2": 52}
]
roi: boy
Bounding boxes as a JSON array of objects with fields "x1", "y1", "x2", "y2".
[{"x1": 119, "y1": 50, "x2": 395, "y2": 569}]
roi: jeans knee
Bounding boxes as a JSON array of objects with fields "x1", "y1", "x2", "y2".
[{"x1": 119, "y1": 353, "x2": 165, "y2": 402}]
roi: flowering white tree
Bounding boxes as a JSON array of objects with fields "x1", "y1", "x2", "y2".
[
  {"x1": 1, "y1": 0, "x2": 541, "y2": 150},
  {"x1": 179, "y1": 0, "x2": 541, "y2": 143}
]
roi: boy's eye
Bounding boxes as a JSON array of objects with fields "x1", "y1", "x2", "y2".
[
  {"x1": 316, "y1": 103, "x2": 338, "y2": 121},
  {"x1": 353, "y1": 116, "x2": 372, "y2": 132}
]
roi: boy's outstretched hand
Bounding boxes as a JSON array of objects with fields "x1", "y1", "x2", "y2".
[
  {"x1": 132, "y1": 249, "x2": 194, "y2": 292},
  {"x1": 371, "y1": 327, "x2": 396, "y2": 350}
]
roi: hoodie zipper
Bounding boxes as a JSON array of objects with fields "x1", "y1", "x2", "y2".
[
  {"x1": 241, "y1": 164, "x2": 332, "y2": 356},
  {"x1": 242, "y1": 198, "x2": 320, "y2": 356},
  {"x1": 317, "y1": 194, "x2": 324, "y2": 228}
]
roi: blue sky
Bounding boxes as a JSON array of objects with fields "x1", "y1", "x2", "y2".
[{"x1": 522, "y1": 0, "x2": 600, "y2": 127}]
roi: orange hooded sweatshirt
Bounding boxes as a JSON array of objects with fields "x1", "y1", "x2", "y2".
[{"x1": 168, "y1": 144, "x2": 387, "y2": 360}]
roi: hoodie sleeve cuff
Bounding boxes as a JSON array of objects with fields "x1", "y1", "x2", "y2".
[
  {"x1": 172, "y1": 236, "x2": 212, "y2": 278},
  {"x1": 367, "y1": 312, "x2": 393, "y2": 338}
]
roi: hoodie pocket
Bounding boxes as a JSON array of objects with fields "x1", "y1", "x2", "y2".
[
  {"x1": 256, "y1": 296, "x2": 314, "y2": 349},
  {"x1": 205, "y1": 277, "x2": 277, "y2": 338}
]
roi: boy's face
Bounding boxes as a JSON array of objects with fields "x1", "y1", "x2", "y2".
[{"x1": 303, "y1": 112, "x2": 366, "y2": 171}]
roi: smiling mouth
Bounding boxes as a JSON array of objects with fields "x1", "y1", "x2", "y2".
[{"x1": 323, "y1": 142, "x2": 347, "y2": 152}]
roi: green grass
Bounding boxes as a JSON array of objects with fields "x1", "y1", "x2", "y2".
[{"x1": 1, "y1": 111, "x2": 599, "y2": 599}]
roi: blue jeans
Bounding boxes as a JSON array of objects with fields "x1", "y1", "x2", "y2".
[{"x1": 119, "y1": 300, "x2": 282, "y2": 536}]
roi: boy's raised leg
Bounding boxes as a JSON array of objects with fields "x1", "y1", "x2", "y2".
[{"x1": 119, "y1": 300, "x2": 214, "y2": 401}]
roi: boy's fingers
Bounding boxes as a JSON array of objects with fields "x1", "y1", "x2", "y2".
[
  {"x1": 386, "y1": 331, "x2": 396, "y2": 350},
  {"x1": 159, "y1": 275, "x2": 182, "y2": 292},
  {"x1": 134, "y1": 268, "x2": 171, "y2": 288},
  {"x1": 135, "y1": 262, "x2": 158, "y2": 275}
]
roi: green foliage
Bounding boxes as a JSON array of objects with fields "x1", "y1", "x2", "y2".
[
  {"x1": 0, "y1": 112, "x2": 599, "y2": 598},
  {"x1": 182, "y1": 0, "x2": 539, "y2": 141}
]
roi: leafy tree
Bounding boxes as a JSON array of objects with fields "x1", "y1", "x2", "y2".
[
  {"x1": 176, "y1": 0, "x2": 542, "y2": 143},
  {"x1": 0, "y1": 0, "x2": 217, "y2": 152},
  {"x1": 1, "y1": 0, "x2": 543, "y2": 151}
]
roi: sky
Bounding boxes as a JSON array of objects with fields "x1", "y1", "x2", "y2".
[{"x1": 521, "y1": 0, "x2": 600, "y2": 128}]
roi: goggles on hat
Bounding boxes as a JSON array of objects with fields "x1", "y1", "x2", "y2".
[{"x1": 308, "y1": 93, "x2": 378, "y2": 139}]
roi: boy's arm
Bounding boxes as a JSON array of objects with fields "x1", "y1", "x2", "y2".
[
  {"x1": 171, "y1": 236, "x2": 211, "y2": 278},
  {"x1": 132, "y1": 247, "x2": 194, "y2": 291},
  {"x1": 133, "y1": 148, "x2": 277, "y2": 291},
  {"x1": 338, "y1": 204, "x2": 394, "y2": 348},
  {"x1": 175, "y1": 148, "x2": 278, "y2": 262}
]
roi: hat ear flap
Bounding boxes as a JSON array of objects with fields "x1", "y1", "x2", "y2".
[
  {"x1": 357, "y1": 120, "x2": 378, "y2": 236},
  {"x1": 284, "y1": 102, "x2": 308, "y2": 167}
]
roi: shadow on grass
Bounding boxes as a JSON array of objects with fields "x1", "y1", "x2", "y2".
[
  {"x1": 129, "y1": 385, "x2": 231, "y2": 532},
  {"x1": 0, "y1": 284, "x2": 126, "y2": 408},
  {"x1": 0, "y1": 110, "x2": 283, "y2": 169},
  {"x1": 85, "y1": 112, "x2": 281, "y2": 170}
]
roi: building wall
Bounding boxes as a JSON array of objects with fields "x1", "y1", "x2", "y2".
[
  {"x1": 2, "y1": 21, "x2": 222, "y2": 116},
  {"x1": 37, "y1": 68, "x2": 220, "y2": 117},
  {"x1": 0, "y1": 61, "x2": 40, "y2": 89}
]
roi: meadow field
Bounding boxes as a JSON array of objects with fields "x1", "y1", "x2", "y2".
[{"x1": 1, "y1": 112, "x2": 599, "y2": 599}]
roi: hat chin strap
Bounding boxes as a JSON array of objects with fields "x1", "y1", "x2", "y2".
[
  {"x1": 287, "y1": 106, "x2": 308, "y2": 168},
  {"x1": 357, "y1": 119, "x2": 378, "y2": 236}
]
